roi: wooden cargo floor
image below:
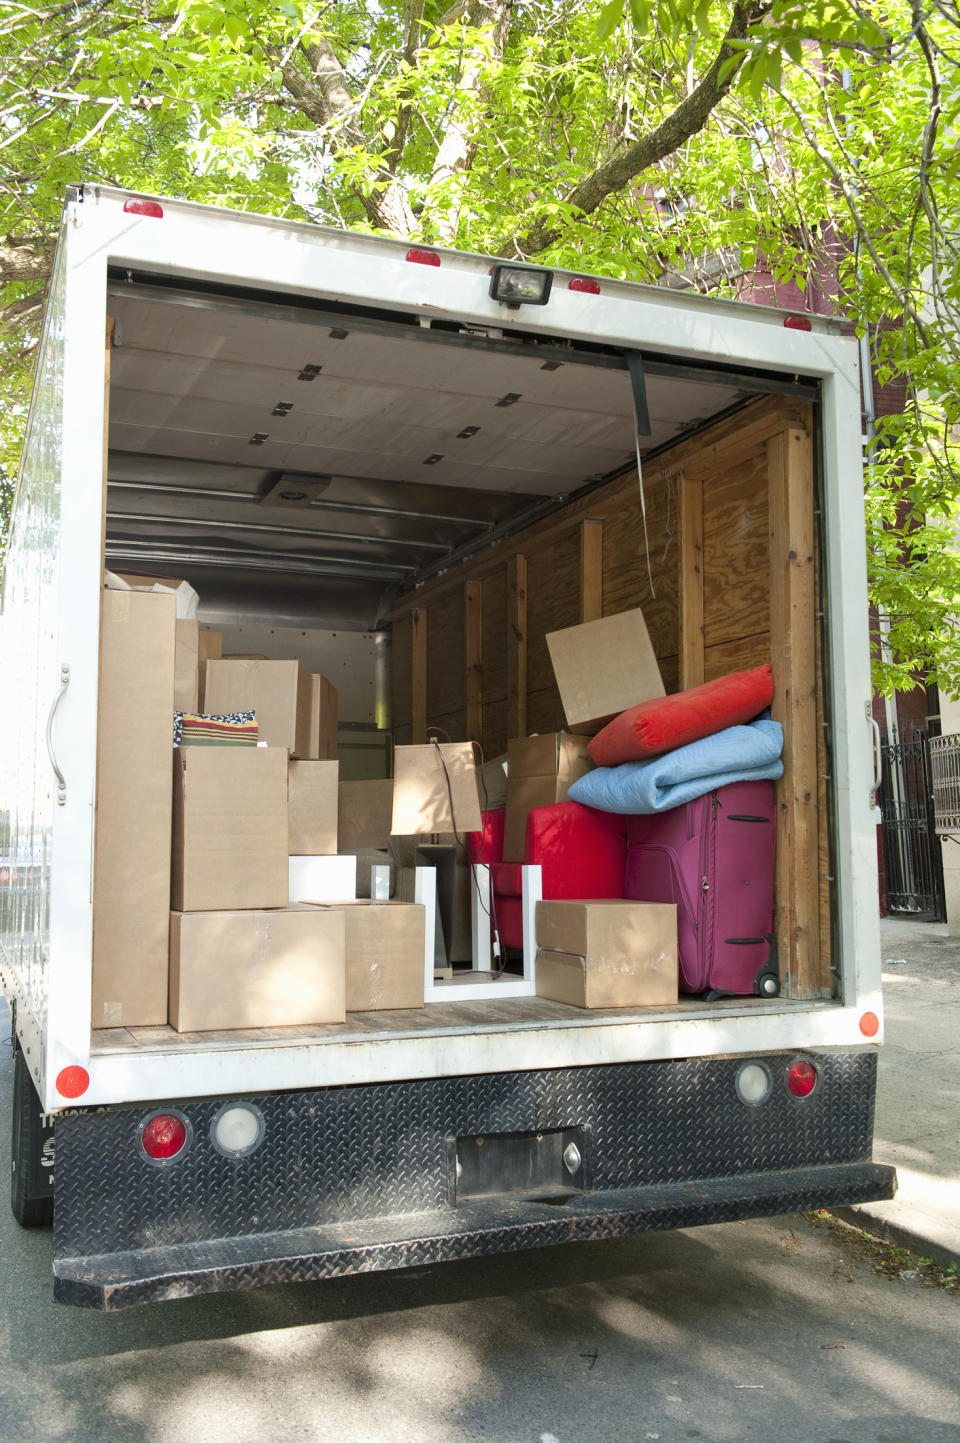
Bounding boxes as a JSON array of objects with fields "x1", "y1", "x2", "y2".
[{"x1": 90, "y1": 990, "x2": 823, "y2": 1056}]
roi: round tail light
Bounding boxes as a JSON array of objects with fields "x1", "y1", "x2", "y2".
[
  {"x1": 787, "y1": 1060, "x2": 818, "y2": 1098},
  {"x1": 140, "y1": 1112, "x2": 188, "y2": 1161}
]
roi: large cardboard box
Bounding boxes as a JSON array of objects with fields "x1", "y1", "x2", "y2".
[
  {"x1": 92, "y1": 589, "x2": 177, "y2": 1029},
  {"x1": 301, "y1": 901, "x2": 424, "y2": 1011},
  {"x1": 503, "y1": 732, "x2": 595, "y2": 862},
  {"x1": 311, "y1": 673, "x2": 339, "y2": 761},
  {"x1": 288, "y1": 759, "x2": 339, "y2": 854},
  {"x1": 392, "y1": 742, "x2": 482, "y2": 836},
  {"x1": 535, "y1": 899, "x2": 678, "y2": 1008},
  {"x1": 204, "y1": 658, "x2": 316, "y2": 758},
  {"x1": 174, "y1": 619, "x2": 199, "y2": 712},
  {"x1": 546, "y1": 607, "x2": 665, "y2": 730},
  {"x1": 169, "y1": 907, "x2": 346, "y2": 1031},
  {"x1": 197, "y1": 629, "x2": 222, "y2": 710},
  {"x1": 172, "y1": 747, "x2": 289, "y2": 911},
  {"x1": 338, "y1": 779, "x2": 394, "y2": 851}
]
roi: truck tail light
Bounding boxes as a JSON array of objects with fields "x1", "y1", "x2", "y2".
[
  {"x1": 211, "y1": 1102, "x2": 265, "y2": 1157},
  {"x1": 787, "y1": 1060, "x2": 818, "y2": 1098},
  {"x1": 123, "y1": 198, "x2": 164, "y2": 218},
  {"x1": 735, "y1": 1061, "x2": 772, "y2": 1106},
  {"x1": 784, "y1": 315, "x2": 812, "y2": 331},
  {"x1": 569, "y1": 277, "x2": 601, "y2": 295},
  {"x1": 406, "y1": 248, "x2": 441, "y2": 267},
  {"x1": 0, "y1": 867, "x2": 8, "y2": 885},
  {"x1": 140, "y1": 1113, "x2": 188, "y2": 1161}
]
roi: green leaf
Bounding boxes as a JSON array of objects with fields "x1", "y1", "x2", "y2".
[{"x1": 596, "y1": 0, "x2": 625, "y2": 44}]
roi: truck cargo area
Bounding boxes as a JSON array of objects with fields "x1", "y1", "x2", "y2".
[{"x1": 93, "y1": 265, "x2": 837, "y2": 1059}]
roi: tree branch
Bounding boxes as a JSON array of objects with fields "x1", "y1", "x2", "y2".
[
  {"x1": 0, "y1": 235, "x2": 54, "y2": 287},
  {"x1": 497, "y1": 0, "x2": 771, "y2": 259}
]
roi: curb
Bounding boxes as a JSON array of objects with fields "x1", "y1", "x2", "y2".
[{"x1": 830, "y1": 1204, "x2": 960, "y2": 1273}]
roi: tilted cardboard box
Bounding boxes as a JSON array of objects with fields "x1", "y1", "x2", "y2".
[{"x1": 546, "y1": 606, "x2": 665, "y2": 731}]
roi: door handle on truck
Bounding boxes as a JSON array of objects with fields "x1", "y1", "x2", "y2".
[
  {"x1": 46, "y1": 664, "x2": 70, "y2": 806},
  {"x1": 869, "y1": 714, "x2": 882, "y2": 801}
]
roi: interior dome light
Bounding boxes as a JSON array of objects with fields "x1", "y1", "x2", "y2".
[
  {"x1": 787, "y1": 1060, "x2": 818, "y2": 1098},
  {"x1": 140, "y1": 1112, "x2": 188, "y2": 1161}
]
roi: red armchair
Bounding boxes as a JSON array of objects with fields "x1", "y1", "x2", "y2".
[{"x1": 466, "y1": 801, "x2": 626, "y2": 952}]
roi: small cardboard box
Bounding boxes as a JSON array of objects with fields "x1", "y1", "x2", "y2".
[
  {"x1": 197, "y1": 629, "x2": 222, "y2": 710},
  {"x1": 301, "y1": 900, "x2": 424, "y2": 1011},
  {"x1": 338, "y1": 779, "x2": 395, "y2": 851},
  {"x1": 288, "y1": 759, "x2": 339, "y2": 854},
  {"x1": 503, "y1": 732, "x2": 595, "y2": 862},
  {"x1": 311, "y1": 673, "x2": 339, "y2": 761},
  {"x1": 546, "y1": 607, "x2": 665, "y2": 730},
  {"x1": 204, "y1": 658, "x2": 316, "y2": 758},
  {"x1": 92, "y1": 588, "x2": 177, "y2": 1029},
  {"x1": 392, "y1": 742, "x2": 482, "y2": 836},
  {"x1": 175, "y1": 619, "x2": 199, "y2": 712},
  {"x1": 169, "y1": 907, "x2": 346, "y2": 1031},
  {"x1": 172, "y1": 747, "x2": 289, "y2": 911},
  {"x1": 535, "y1": 899, "x2": 678, "y2": 1009}
]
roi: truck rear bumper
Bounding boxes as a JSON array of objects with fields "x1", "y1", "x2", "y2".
[{"x1": 54, "y1": 1161, "x2": 895, "y2": 1309}]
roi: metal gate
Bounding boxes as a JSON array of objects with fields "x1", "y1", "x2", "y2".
[{"x1": 878, "y1": 726, "x2": 946, "y2": 920}]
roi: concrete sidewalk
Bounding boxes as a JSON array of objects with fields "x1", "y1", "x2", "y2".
[{"x1": 836, "y1": 917, "x2": 960, "y2": 1267}]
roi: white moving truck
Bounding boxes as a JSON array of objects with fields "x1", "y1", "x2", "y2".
[{"x1": 1, "y1": 185, "x2": 893, "y2": 1308}]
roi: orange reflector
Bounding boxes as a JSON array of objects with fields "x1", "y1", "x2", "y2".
[
  {"x1": 56, "y1": 1065, "x2": 90, "y2": 1098},
  {"x1": 406, "y1": 248, "x2": 440, "y2": 266},
  {"x1": 784, "y1": 315, "x2": 812, "y2": 331},
  {"x1": 859, "y1": 1011, "x2": 880, "y2": 1037}
]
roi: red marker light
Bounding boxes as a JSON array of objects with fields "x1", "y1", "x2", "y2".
[
  {"x1": 56, "y1": 1065, "x2": 90, "y2": 1099},
  {"x1": 784, "y1": 315, "x2": 812, "y2": 331},
  {"x1": 569, "y1": 277, "x2": 601, "y2": 295},
  {"x1": 141, "y1": 1114, "x2": 187, "y2": 1160},
  {"x1": 123, "y1": 198, "x2": 164, "y2": 218},
  {"x1": 860, "y1": 1011, "x2": 880, "y2": 1038},
  {"x1": 787, "y1": 1060, "x2": 818, "y2": 1098},
  {"x1": 406, "y1": 248, "x2": 441, "y2": 267}
]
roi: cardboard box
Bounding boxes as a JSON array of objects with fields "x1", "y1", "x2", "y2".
[
  {"x1": 288, "y1": 759, "x2": 339, "y2": 854},
  {"x1": 197, "y1": 630, "x2": 222, "y2": 709},
  {"x1": 92, "y1": 589, "x2": 177, "y2": 1028},
  {"x1": 109, "y1": 571, "x2": 198, "y2": 619},
  {"x1": 204, "y1": 658, "x2": 316, "y2": 758},
  {"x1": 301, "y1": 901, "x2": 424, "y2": 1011},
  {"x1": 546, "y1": 607, "x2": 665, "y2": 730},
  {"x1": 311, "y1": 673, "x2": 339, "y2": 761},
  {"x1": 172, "y1": 747, "x2": 289, "y2": 911},
  {"x1": 339, "y1": 779, "x2": 395, "y2": 851},
  {"x1": 503, "y1": 732, "x2": 595, "y2": 862},
  {"x1": 169, "y1": 907, "x2": 346, "y2": 1031},
  {"x1": 175, "y1": 619, "x2": 199, "y2": 712},
  {"x1": 535, "y1": 899, "x2": 677, "y2": 1008},
  {"x1": 392, "y1": 742, "x2": 482, "y2": 836}
]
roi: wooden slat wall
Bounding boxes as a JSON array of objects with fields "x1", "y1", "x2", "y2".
[{"x1": 388, "y1": 395, "x2": 831, "y2": 993}]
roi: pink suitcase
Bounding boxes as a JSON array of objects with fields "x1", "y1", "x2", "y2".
[{"x1": 623, "y1": 780, "x2": 779, "y2": 998}]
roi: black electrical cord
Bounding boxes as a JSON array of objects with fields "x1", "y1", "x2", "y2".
[{"x1": 427, "y1": 731, "x2": 506, "y2": 977}]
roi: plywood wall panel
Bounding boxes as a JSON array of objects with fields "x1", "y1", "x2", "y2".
[
  {"x1": 704, "y1": 632, "x2": 772, "y2": 681},
  {"x1": 702, "y1": 456, "x2": 770, "y2": 651},
  {"x1": 526, "y1": 530, "x2": 580, "y2": 696},
  {"x1": 391, "y1": 613, "x2": 412, "y2": 735},
  {"x1": 526, "y1": 687, "x2": 569, "y2": 738},
  {"x1": 427, "y1": 591, "x2": 465, "y2": 721},
  {"x1": 482, "y1": 569, "x2": 507, "y2": 704}
]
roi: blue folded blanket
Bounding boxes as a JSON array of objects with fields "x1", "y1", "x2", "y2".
[{"x1": 568, "y1": 717, "x2": 783, "y2": 814}]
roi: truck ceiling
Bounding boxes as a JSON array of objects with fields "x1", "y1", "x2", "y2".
[{"x1": 104, "y1": 275, "x2": 815, "y2": 629}]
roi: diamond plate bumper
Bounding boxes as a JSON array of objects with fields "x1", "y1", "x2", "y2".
[{"x1": 51, "y1": 1053, "x2": 895, "y2": 1309}]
